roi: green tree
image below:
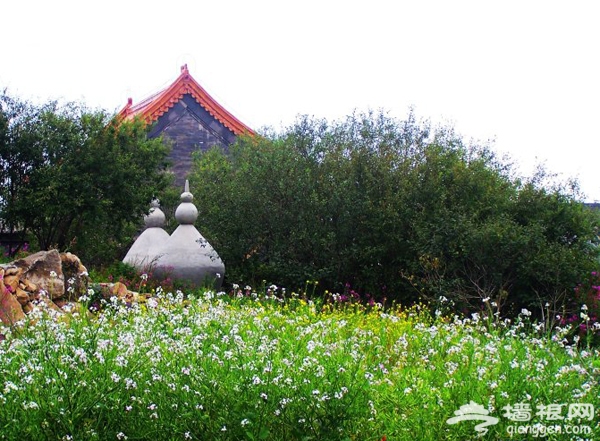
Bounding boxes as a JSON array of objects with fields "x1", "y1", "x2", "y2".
[
  {"x1": 189, "y1": 110, "x2": 437, "y2": 294},
  {"x1": 399, "y1": 143, "x2": 599, "y2": 314},
  {"x1": 189, "y1": 110, "x2": 600, "y2": 316},
  {"x1": 0, "y1": 91, "x2": 171, "y2": 265}
]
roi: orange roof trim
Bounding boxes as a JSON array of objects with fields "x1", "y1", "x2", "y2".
[{"x1": 118, "y1": 65, "x2": 255, "y2": 136}]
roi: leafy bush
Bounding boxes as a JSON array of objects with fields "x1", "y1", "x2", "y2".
[
  {"x1": 0, "y1": 91, "x2": 171, "y2": 266},
  {"x1": 189, "y1": 110, "x2": 600, "y2": 317}
]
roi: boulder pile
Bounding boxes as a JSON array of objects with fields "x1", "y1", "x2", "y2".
[{"x1": 0, "y1": 250, "x2": 89, "y2": 325}]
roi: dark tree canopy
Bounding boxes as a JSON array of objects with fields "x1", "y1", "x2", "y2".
[
  {"x1": 189, "y1": 110, "x2": 600, "y2": 315},
  {"x1": 2, "y1": 88, "x2": 598, "y2": 318},
  {"x1": 0, "y1": 90, "x2": 171, "y2": 265}
]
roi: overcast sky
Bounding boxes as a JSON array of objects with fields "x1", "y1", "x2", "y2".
[{"x1": 2, "y1": 0, "x2": 599, "y2": 201}]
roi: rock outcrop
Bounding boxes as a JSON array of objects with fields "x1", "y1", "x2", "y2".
[
  {"x1": 0, "y1": 250, "x2": 89, "y2": 325},
  {"x1": 0, "y1": 268, "x2": 26, "y2": 324}
]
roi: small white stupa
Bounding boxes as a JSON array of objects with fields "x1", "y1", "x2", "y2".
[
  {"x1": 122, "y1": 181, "x2": 225, "y2": 289},
  {"x1": 123, "y1": 199, "x2": 170, "y2": 270},
  {"x1": 153, "y1": 180, "x2": 225, "y2": 289}
]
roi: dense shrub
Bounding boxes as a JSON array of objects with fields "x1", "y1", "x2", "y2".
[
  {"x1": 0, "y1": 91, "x2": 171, "y2": 266},
  {"x1": 189, "y1": 110, "x2": 600, "y2": 317}
]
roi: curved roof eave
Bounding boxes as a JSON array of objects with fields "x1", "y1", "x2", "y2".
[{"x1": 118, "y1": 65, "x2": 255, "y2": 137}]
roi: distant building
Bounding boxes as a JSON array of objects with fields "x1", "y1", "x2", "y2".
[
  {"x1": 585, "y1": 203, "x2": 600, "y2": 211},
  {"x1": 118, "y1": 65, "x2": 254, "y2": 185}
]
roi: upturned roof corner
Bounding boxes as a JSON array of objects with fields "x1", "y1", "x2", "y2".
[{"x1": 118, "y1": 64, "x2": 255, "y2": 137}]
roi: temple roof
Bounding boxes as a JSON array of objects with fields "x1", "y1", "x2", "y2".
[{"x1": 118, "y1": 65, "x2": 255, "y2": 136}]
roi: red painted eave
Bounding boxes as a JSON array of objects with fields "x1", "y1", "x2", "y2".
[{"x1": 117, "y1": 65, "x2": 255, "y2": 136}]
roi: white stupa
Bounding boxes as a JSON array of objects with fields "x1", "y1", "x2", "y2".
[
  {"x1": 153, "y1": 180, "x2": 225, "y2": 289},
  {"x1": 122, "y1": 182, "x2": 225, "y2": 289},
  {"x1": 123, "y1": 199, "x2": 170, "y2": 271}
]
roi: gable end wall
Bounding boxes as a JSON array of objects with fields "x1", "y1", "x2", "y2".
[{"x1": 147, "y1": 94, "x2": 237, "y2": 186}]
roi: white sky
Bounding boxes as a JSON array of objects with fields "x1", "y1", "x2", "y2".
[{"x1": 2, "y1": 0, "x2": 599, "y2": 201}]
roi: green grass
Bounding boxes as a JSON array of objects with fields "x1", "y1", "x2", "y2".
[{"x1": 0, "y1": 289, "x2": 598, "y2": 440}]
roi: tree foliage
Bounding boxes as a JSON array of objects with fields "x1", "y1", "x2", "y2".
[
  {"x1": 0, "y1": 90, "x2": 171, "y2": 265},
  {"x1": 189, "y1": 110, "x2": 599, "y2": 314}
]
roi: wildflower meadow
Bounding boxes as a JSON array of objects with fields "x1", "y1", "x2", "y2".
[
  {"x1": 1, "y1": 286, "x2": 598, "y2": 441},
  {"x1": 3, "y1": 71, "x2": 600, "y2": 441}
]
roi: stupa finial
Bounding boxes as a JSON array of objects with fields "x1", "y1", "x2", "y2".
[
  {"x1": 180, "y1": 179, "x2": 194, "y2": 203},
  {"x1": 144, "y1": 198, "x2": 166, "y2": 228},
  {"x1": 175, "y1": 180, "x2": 198, "y2": 224}
]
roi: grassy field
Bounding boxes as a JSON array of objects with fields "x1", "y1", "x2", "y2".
[{"x1": 1, "y1": 288, "x2": 598, "y2": 440}]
